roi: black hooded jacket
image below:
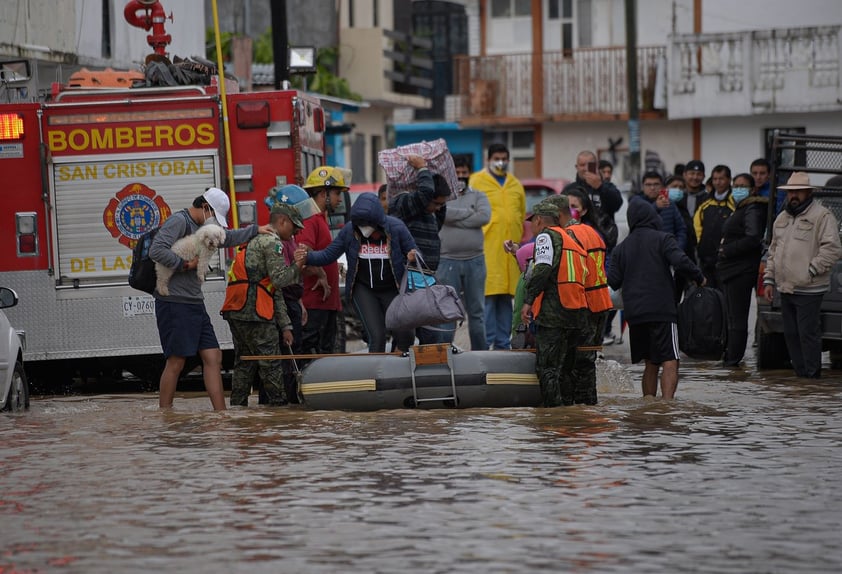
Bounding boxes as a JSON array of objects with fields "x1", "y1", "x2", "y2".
[{"x1": 607, "y1": 200, "x2": 704, "y2": 325}]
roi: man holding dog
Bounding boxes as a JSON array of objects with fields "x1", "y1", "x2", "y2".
[
  {"x1": 150, "y1": 187, "x2": 274, "y2": 411},
  {"x1": 222, "y1": 203, "x2": 305, "y2": 406}
]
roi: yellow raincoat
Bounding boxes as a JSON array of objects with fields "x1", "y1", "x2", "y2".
[{"x1": 469, "y1": 169, "x2": 526, "y2": 296}]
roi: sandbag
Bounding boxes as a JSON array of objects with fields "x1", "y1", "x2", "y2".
[{"x1": 678, "y1": 285, "x2": 727, "y2": 360}]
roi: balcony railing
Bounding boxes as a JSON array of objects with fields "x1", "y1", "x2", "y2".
[
  {"x1": 669, "y1": 26, "x2": 841, "y2": 119},
  {"x1": 451, "y1": 46, "x2": 666, "y2": 124}
]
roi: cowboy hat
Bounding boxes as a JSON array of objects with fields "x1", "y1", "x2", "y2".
[{"x1": 778, "y1": 172, "x2": 817, "y2": 190}]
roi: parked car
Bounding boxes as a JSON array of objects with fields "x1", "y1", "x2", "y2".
[
  {"x1": 0, "y1": 287, "x2": 29, "y2": 412},
  {"x1": 520, "y1": 178, "x2": 570, "y2": 243}
]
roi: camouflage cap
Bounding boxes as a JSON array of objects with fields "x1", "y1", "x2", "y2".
[
  {"x1": 270, "y1": 202, "x2": 305, "y2": 229},
  {"x1": 544, "y1": 194, "x2": 570, "y2": 210},
  {"x1": 526, "y1": 201, "x2": 560, "y2": 221}
]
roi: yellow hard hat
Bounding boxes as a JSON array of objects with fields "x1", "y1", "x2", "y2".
[{"x1": 304, "y1": 166, "x2": 349, "y2": 190}]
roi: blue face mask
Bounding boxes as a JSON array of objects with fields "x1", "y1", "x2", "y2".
[
  {"x1": 731, "y1": 187, "x2": 751, "y2": 204},
  {"x1": 668, "y1": 188, "x2": 685, "y2": 203}
]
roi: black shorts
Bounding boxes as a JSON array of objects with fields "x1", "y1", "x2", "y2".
[
  {"x1": 629, "y1": 321, "x2": 679, "y2": 365},
  {"x1": 155, "y1": 299, "x2": 219, "y2": 358}
]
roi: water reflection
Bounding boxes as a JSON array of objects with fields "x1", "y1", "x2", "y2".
[{"x1": 1, "y1": 354, "x2": 841, "y2": 573}]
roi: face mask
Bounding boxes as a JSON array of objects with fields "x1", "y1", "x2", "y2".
[
  {"x1": 202, "y1": 206, "x2": 222, "y2": 228},
  {"x1": 668, "y1": 188, "x2": 685, "y2": 202},
  {"x1": 491, "y1": 160, "x2": 508, "y2": 176},
  {"x1": 358, "y1": 225, "x2": 375, "y2": 238},
  {"x1": 458, "y1": 177, "x2": 469, "y2": 193},
  {"x1": 731, "y1": 187, "x2": 751, "y2": 204},
  {"x1": 569, "y1": 208, "x2": 580, "y2": 220}
]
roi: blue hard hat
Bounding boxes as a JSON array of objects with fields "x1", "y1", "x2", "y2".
[
  {"x1": 265, "y1": 184, "x2": 319, "y2": 219},
  {"x1": 266, "y1": 184, "x2": 308, "y2": 209}
]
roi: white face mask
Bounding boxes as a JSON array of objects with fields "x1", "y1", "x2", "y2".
[
  {"x1": 358, "y1": 225, "x2": 376, "y2": 238},
  {"x1": 491, "y1": 160, "x2": 509, "y2": 176},
  {"x1": 203, "y1": 207, "x2": 221, "y2": 227}
]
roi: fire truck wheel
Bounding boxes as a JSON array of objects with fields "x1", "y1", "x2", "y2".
[{"x1": 3, "y1": 361, "x2": 30, "y2": 412}]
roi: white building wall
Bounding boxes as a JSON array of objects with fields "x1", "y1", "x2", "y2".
[
  {"x1": 0, "y1": 1, "x2": 76, "y2": 55},
  {"x1": 564, "y1": 0, "x2": 842, "y2": 51},
  {"x1": 342, "y1": 107, "x2": 394, "y2": 183},
  {"x1": 542, "y1": 119, "x2": 693, "y2": 181},
  {"x1": 78, "y1": 0, "x2": 206, "y2": 68},
  {"x1": 701, "y1": 111, "x2": 842, "y2": 183},
  {"x1": 701, "y1": 0, "x2": 842, "y2": 32}
]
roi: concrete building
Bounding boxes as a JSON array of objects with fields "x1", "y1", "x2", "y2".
[
  {"x1": 1, "y1": 0, "x2": 205, "y2": 91},
  {"x1": 408, "y1": 0, "x2": 842, "y2": 186}
]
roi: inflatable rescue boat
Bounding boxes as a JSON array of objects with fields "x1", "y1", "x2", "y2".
[{"x1": 300, "y1": 345, "x2": 541, "y2": 411}]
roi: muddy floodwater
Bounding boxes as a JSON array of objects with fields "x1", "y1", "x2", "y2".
[{"x1": 2, "y1": 340, "x2": 841, "y2": 574}]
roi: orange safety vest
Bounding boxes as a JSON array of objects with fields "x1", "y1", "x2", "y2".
[
  {"x1": 532, "y1": 226, "x2": 589, "y2": 317},
  {"x1": 566, "y1": 223, "x2": 613, "y2": 313},
  {"x1": 221, "y1": 246, "x2": 276, "y2": 321}
]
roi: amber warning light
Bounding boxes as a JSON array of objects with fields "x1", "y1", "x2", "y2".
[{"x1": 0, "y1": 113, "x2": 25, "y2": 140}]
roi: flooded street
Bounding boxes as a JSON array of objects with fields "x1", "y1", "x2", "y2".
[{"x1": 2, "y1": 340, "x2": 842, "y2": 573}]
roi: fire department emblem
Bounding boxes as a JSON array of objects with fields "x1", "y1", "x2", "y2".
[{"x1": 103, "y1": 183, "x2": 172, "y2": 248}]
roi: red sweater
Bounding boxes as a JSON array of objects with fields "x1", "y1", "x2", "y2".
[{"x1": 297, "y1": 211, "x2": 341, "y2": 310}]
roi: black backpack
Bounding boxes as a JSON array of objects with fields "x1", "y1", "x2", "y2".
[
  {"x1": 678, "y1": 285, "x2": 727, "y2": 360},
  {"x1": 128, "y1": 212, "x2": 187, "y2": 294},
  {"x1": 599, "y1": 213, "x2": 619, "y2": 251}
]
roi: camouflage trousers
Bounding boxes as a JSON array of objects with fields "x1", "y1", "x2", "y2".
[
  {"x1": 570, "y1": 311, "x2": 608, "y2": 406},
  {"x1": 535, "y1": 324, "x2": 585, "y2": 407},
  {"x1": 228, "y1": 319, "x2": 286, "y2": 406}
]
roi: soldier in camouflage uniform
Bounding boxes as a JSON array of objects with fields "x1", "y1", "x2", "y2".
[
  {"x1": 521, "y1": 202, "x2": 590, "y2": 407},
  {"x1": 222, "y1": 203, "x2": 304, "y2": 406},
  {"x1": 546, "y1": 193, "x2": 611, "y2": 405}
]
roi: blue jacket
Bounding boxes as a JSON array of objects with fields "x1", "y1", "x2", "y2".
[
  {"x1": 608, "y1": 200, "x2": 704, "y2": 325},
  {"x1": 630, "y1": 193, "x2": 687, "y2": 251},
  {"x1": 306, "y1": 193, "x2": 417, "y2": 299},
  {"x1": 757, "y1": 181, "x2": 786, "y2": 215}
]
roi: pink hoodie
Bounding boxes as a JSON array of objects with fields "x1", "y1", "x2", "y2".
[{"x1": 515, "y1": 243, "x2": 533, "y2": 273}]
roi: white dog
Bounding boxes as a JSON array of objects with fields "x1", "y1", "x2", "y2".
[{"x1": 155, "y1": 224, "x2": 227, "y2": 296}]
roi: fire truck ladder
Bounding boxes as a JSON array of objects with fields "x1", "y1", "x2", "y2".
[{"x1": 408, "y1": 344, "x2": 458, "y2": 407}]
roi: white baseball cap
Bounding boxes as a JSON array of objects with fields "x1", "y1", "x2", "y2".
[{"x1": 202, "y1": 187, "x2": 230, "y2": 228}]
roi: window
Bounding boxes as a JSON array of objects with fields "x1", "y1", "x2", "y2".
[
  {"x1": 545, "y1": 0, "x2": 589, "y2": 53},
  {"x1": 491, "y1": 0, "x2": 531, "y2": 18},
  {"x1": 561, "y1": 0, "x2": 574, "y2": 53},
  {"x1": 488, "y1": 0, "x2": 533, "y2": 54},
  {"x1": 373, "y1": 0, "x2": 379, "y2": 27},
  {"x1": 348, "y1": 0, "x2": 354, "y2": 28}
]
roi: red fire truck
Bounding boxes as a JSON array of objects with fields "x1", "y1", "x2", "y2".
[{"x1": 0, "y1": 7, "x2": 325, "y2": 384}]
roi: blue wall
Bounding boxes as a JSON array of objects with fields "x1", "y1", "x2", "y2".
[{"x1": 394, "y1": 122, "x2": 484, "y2": 172}]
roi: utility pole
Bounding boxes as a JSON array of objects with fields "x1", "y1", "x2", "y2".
[
  {"x1": 271, "y1": 0, "x2": 289, "y2": 89},
  {"x1": 625, "y1": 0, "x2": 640, "y2": 193}
]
